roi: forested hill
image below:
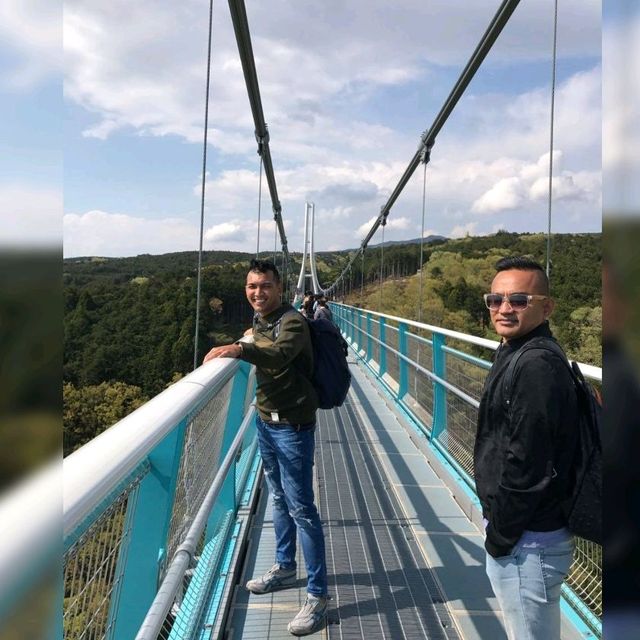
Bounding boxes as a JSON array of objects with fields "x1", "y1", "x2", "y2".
[
  {"x1": 63, "y1": 232, "x2": 600, "y2": 453},
  {"x1": 344, "y1": 231, "x2": 601, "y2": 368}
]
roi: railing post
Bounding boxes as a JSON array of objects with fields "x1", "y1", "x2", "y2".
[
  {"x1": 398, "y1": 322, "x2": 408, "y2": 399},
  {"x1": 379, "y1": 317, "x2": 387, "y2": 376},
  {"x1": 431, "y1": 332, "x2": 448, "y2": 440},
  {"x1": 109, "y1": 420, "x2": 188, "y2": 640},
  {"x1": 350, "y1": 308, "x2": 356, "y2": 345},
  {"x1": 356, "y1": 309, "x2": 363, "y2": 353},
  {"x1": 366, "y1": 313, "x2": 373, "y2": 362}
]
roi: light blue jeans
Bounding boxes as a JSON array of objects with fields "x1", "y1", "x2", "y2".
[
  {"x1": 486, "y1": 537, "x2": 575, "y2": 640},
  {"x1": 255, "y1": 414, "x2": 328, "y2": 596}
]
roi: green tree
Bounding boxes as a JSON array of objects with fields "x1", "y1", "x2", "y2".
[{"x1": 63, "y1": 382, "x2": 149, "y2": 455}]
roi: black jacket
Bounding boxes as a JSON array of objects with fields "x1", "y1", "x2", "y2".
[{"x1": 473, "y1": 322, "x2": 579, "y2": 558}]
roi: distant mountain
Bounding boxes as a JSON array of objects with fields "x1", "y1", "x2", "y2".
[
  {"x1": 366, "y1": 235, "x2": 448, "y2": 249},
  {"x1": 314, "y1": 235, "x2": 448, "y2": 256}
]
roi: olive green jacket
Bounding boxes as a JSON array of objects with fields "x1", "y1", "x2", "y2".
[{"x1": 239, "y1": 304, "x2": 318, "y2": 424}]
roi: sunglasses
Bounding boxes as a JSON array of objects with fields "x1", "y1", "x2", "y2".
[{"x1": 483, "y1": 293, "x2": 548, "y2": 310}]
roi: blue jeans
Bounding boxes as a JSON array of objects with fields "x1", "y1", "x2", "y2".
[
  {"x1": 486, "y1": 538, "x2": 574, "y2": 640},
  {"x1": 255, "y1": 414, "x2": 327, "y2": 596}
]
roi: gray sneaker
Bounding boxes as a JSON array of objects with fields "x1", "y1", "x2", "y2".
[
  {"x1": 245, "y1": 563, "x2": 297, "y2": 594},
  {"x1": 287, "y1": 593, "x2": 328, "y2": 636}
]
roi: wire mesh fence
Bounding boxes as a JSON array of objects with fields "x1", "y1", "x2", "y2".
[
  {"x1": 63, "y1": 476, "x2": 143, "y2": 640},
  {"x1": 384, "y1": 322, "x2": 400, "y2": 385},
  {"x1": 406, "y1": 332, "x2": 434, "y2": 419},
  {"x1": 164, "y1": 380, "x2": 234, "y2": 572},
  {"x1": 566, "y1": 538, "x2": 602, "y2": 618},
  {"x1": 369, "y1": 317, "x2": 381, "y2": 373}
]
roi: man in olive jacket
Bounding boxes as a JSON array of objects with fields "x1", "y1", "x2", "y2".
[
  {"x1": 203, "y1": 259, "x2": 328, "y2": 636},
  {"x1": 474, "y1": 256, "x2": 579, "y2": 640}
]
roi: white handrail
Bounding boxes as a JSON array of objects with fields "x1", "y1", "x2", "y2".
[
  {"x1": 336, "y1": 302, "x2": 500, "y2": 349},
  {"x1": 63, "y1": 358, "x2": 240, "y2": 538}
]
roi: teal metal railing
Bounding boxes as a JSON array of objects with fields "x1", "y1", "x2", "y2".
[
  {"x1": 331, "y1": 302, "x2": 602, "y2": 638},
  {"x1": 61, "y1": 358, "x2": 259, "y2": 640}
]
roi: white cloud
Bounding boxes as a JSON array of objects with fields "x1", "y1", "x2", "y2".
[
  {"x1": 0, "y1": 0, "x2": 61, "y2": 90},
  {"x1": 450, "y1": 222, "x2": 478, "y2": 238},
  {"x1": 471, "y1": 152, "x2": 600, "y2": 215},
  {"x1": 64, "y1": 210, "x2": 197, "y2": 257},
  {"x1": 204, "y1": 221, "x2": 247, "y2": 244},
  {"x1": 472, "y1": 177, "x2": 524, "y2": 214},
  {"x1": 63, "y1": 0, "x2": 600, "y2": 148},
  {"x1": 63, "y1": 209, "x2": 277, "y2": 257},
  {"x1": 0, "y1": 185, "x2": 61, "y2": 245}
]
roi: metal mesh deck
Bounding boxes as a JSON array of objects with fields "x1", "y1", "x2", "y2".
[{"x1": 317, "y1": 393, "x2": 459, "y2": 639}]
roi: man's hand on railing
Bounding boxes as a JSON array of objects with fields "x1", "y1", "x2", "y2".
[{"x1": 203, "y1": 343, "x2": 242, "y2": 363}]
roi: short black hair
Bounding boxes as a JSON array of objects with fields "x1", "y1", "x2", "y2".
[
  {"x1": 248, "y1": 259, "x2": 280, "y2": 283},
  {"x1": 495, "y1": 256, "x2": 549, "y2": 295}
]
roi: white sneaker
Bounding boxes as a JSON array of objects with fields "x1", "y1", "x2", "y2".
[
  {"x1": 245, "y1": 563, "x2": 297, "y2": 594},
  {"x1": 287, "y1": 593, "x2": 328, "y2": 636}
]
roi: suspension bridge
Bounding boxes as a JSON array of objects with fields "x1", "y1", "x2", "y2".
[{"x1": 1, "y1": 0, "x2": 602, "y2": 638}]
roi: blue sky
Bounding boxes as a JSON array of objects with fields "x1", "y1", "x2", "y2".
[{"x1": 1, "y1": 1, "x2": 615, "y2": 256}]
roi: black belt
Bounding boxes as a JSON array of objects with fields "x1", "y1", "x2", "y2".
[{"x1": 265, "y1": 420, "x2": 316, "y2": 432}]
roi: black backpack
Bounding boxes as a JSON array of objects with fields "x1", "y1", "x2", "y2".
[
  {"x1": 273, "y1": 311, "x2": 351, "y2": 410},
  {"x1": 503, "y1": 337, "x2": 602, "y2": 544}
]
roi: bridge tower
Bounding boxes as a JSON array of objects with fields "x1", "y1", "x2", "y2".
[{"x1": 294, "y1": 201, "x2": 323, "y2": 305}]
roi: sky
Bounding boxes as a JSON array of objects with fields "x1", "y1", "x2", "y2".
[{"x1": 0, "y1": 0, "x2": 625, "y2": 258}]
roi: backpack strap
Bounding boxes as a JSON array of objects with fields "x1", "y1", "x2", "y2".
[
  {"x1": 269, "y1": 309, "x2": 302, "y2": 341},
  {"x1": 502, "y1": 336, "x2": 573, "y2": 412}
]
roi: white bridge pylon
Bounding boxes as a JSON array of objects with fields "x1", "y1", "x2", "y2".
[{"x1": 293, "y1": 201, "x2": 323, "y2": 306}]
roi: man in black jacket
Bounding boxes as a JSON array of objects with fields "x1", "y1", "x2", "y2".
[{"x1": 474, "y1": 256, "x2": 578, "y2": 640}]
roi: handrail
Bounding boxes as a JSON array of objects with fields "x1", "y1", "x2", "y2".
[
  {"x1": 336, "y1": 302, "x2": 499, "y2": 349},
  {"x1": 135, "y1": 405, "x2": 256, "y2": 640},
  {"x1": 334, "y1": 303, "x2": 602, "y2": 383},
  {"x1": 63, "y1": 358, "x2": 240, "y2": 538}
]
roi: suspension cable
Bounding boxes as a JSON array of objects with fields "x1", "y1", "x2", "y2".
[
  {"x1": 256, "y1": 151, "x2": 264, "y2": 257},
  {"x1": 379, "y1": 220, "x2": 386, "y2": 311},
  {"x1": 193, "y1": 0, "x2": 215, "y2": 370},
  {"x1": 360, "y1": 249, "x2": 365, "y2": 305},
  {"x1": 418, "y1": 142, "x2": 432, "y2": 323},
  {"x1": 545, "y1": 0, "x2": 558, "y2": 279},
  {"x1": 418, "y1": 161, "x2": 427, "y2": 322}
]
